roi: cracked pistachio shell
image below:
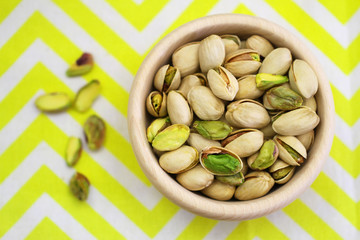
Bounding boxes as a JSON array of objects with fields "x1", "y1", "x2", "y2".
[
  {"x1": 272, "y1": 106, "x2": 320, "y2": 135},
  {"x1": 186, "y1": 133, "x2": 221, "y2": 153},
  {"x1": 172, "y1": 42, "x2": 200, "y2": 76},
  {"x1": 201, "y1": 180, "x2": 236, "y2": 200},
  {"x1": 247, "y1": 152, "x2": 259, "y2": 170},
  {"x1": 159, "y1": 145, "x2": 198, "y2": 174},
  {"x1": 260, "y1": 123, "x2": 277, "y2": 138},
  {"x1": 265, "y1": 86, "x2": 303, "y2": 110},
  {"x1": 199, "y1": 35, "x2": 225, "y2": 73},
  {"x1": 235, "y1": 75, "x2": 264, "y2": 100},
  {"x1": 146, "y1": 91, "x2": 167, "y2": 117},
  {"x1": 70, "y1": 172, "x2": 90, "y2": 201},
  {"x1": 221, "y1": 34, "x2": 241, "y2": 55},
  {"x1": 187, "y1": 86, "x2": 224, "y2": 120},
  {"x1": 221, "y1": 129, "x2": 264, "y2": 158},
  {"x1": 249, "y1": 140, "x2": 278, "y2": 170},
  {"x1": 152, "y1": 124, "x2": 190, "y2": 151},
  {"x1": 259, "y1": 48, "x2": 292, "y2": 75},
  {"x1": 216, "y1": 172, "x2": 244, "y2": 186},
  {"x1": 297, "y1": 130, "x2": 315, "y2": 151},
  {"x1": 65, "y1": 137, "x2": 82, "y2": 167},
  {"x1": 269, "y1": 159, "x2": 296, "y2": 184},
  {"x1": 289, "y1": 59, "x2": 318, "y2": 98},
  {"x1": 154, "y1": 64, "x2": 181, "y2": 93},
  {"x1": 176, "y1": 164, "x2": 214, "y2": 191},
  {"x1": 200, "y1": 146, "x2": 243, "y2": 176},
  {"x1": 245, "y1": 35, "x2": 274, "y2": 57},
  {"x1": 193, "y1": 120, "x2": 232, "y2": 140},
  {"x1": 207, "y1": 66, "x2": 239, "y2": 101},
  {"x1": 35, "y1": 92, "x2": 71, "y2": 112},
  {"x1": 84, "y1": 115, "x2": 105, "y2": 150},
  {"x1": 224, "y1": 49, "x2": 261, "y2": 78},
  {"x1": 225, "y1": 99, "x2": 270, "y2": 129},
  {"x1": 167, "y1": 91, "x2": 193, "y2": 126},
  {"x1": 234, "y1": 171, "x2": 274, "y2": 200},
  {"x1": 146, "y1": 117, "x2": 170, "y2": 143},
  {"x1": 178, "y1": 73, "x2": 207, "y2": 98},
  {"x1": 302, "y1": 96, "x2": 317, "y2": 112},
  {"x1": 274, "y1": 135, "x2": 307, "y2": 166}
]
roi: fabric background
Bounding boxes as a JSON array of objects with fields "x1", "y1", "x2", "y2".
[{"x1": 0, "y1": 0, "x2": 359, "y2": 239}]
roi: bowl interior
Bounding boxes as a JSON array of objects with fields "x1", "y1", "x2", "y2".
[{"x1": 128, "y1": 14, "x2": 334, "y2": 220}]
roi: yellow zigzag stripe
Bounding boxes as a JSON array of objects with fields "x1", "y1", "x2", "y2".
[
  {"x1": 0, "y1": 0, "x2": 22, "y2": 24},
  {"x1": 25, "y1": 217, "x2": 71, "y2": 240},
  {"x1": 177, "y1": 216, "x2": 217, "y2": 240},
  {"x1": 318, "y1": 0, "x2": 360, "y2": 24},
  {"x1": 0, "y1": 116, "x2": 179, "y2": 237},
  {"x1": 265, "y1": 0, "x2": 360, "y2": 75}
]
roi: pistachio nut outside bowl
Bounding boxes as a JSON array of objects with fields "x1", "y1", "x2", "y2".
[{"x1": 127, "y1": 14, "x2": 335, "y2": 220}]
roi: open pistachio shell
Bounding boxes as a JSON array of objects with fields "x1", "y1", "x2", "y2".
[
  {"x1": 221, "y1": 34, "x2": 241, "y2": 55},
  {"x1": 187, "y1": 133, "x2": 221, "y2": 153},
  {"x1": 245, "y1": 35, "x2": 274, "y2": 57},
  {"x1": 159, "y1": 145, "x2": 198, "y2": 174},
  {"x1": 296, "y1": 130, "x2": 315, "y2": 151},
  {"x1": 289, "y1": 59, "x2": 318, "y2": 98},
  {"x1": 176, "y1": 164, "x2": 214, "y2": 191},
  {"x1": 152, "y1": 124, "x2": 190, "y2": 151},
  {"x1": 250, "y1": 140, "x2": 278, "y2": 170},
  {"x1": 172, "y1": 42, "x2": 200, "y2": 77},
  {"x1": 207, "y1": 66, "x2": 239, "y2": 101},
  {"x1": 178, "y1": 74, "x2": 206, "y2": 98},
  {"x1": 235, "y1": 75, "x2": 264, "y2": 100},
  {"x1": 199, "y1": 35, "x2": 225, "y2": 73},
  {"x1": 146, "y1": 91, "x2": 167, "y2": 117},
  {"x1": 193, "y1": 120, "x2": 232, "y2": 140},
  {"x1": 146, "y1": 117, "x2": 170, "y2": 143},
  {"x1": 302, "y1": 96, "x2": 317, "y2": 112},
  {"x1": 167, "y1": 90, "x2": 193, "y2": 126},
  {"x1": 269, "y1": 159, "x2": 296, "y2": 184},
  {"x1": 201, "y1": 180, "x2": 236, "y2": 200},
  {"x1": 274, "y1": 135, "x2": 307, "y2": 166},
  {"x1": 259, "y1": 48, "x2": 292, "y2": 75},
  {"x1": 224, "y1": 49, "x2": 261, "y2": 77},
  {"x1": 234, "y1": 171, "x2": 274, "y2": 200},
  {"x1": 154, "y1": 64, "x2": 181, "y2": 93},
  {"x1": 216, "y1": 172, "x2": 244, "y2": 186}
]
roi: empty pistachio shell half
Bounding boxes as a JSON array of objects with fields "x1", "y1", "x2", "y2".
[
  {"x1": 176, "y1": 164, "x2": 214, "y2": 191},
  {"x1": 172, "y1": 42, "x2": 200, "y2": 76},
  {"x1": 187, "y1": 86, "x2": 224, "y2": 120},
  {"x1": 178, "y1": 73, "x2": 206, "y2": 98},
  {"x1": 274, "y1": 135, "x2": 307, "y2": 166},
  {"x1": 146, "y1": 117, "x2": 170, "y2": 143},
  {"x1": 199, "y1": 35, "x2": 225, "y2": 73},
  {"x1": 146, "y1": 91, "x2": 167, "y2": 117},
  {"x1": 265, "y1": 86, "x2": 303, "y2": 110},
  {"x1": 70, "y1": 172, "x2": 90, "y2": 201},
  {"x1": 216, "y1": 172, "x2": 244, "y2": 186},
  {"x1": 65, "y1": 136, "x2": 82, "y2": 167},
  {"x1": 250, "y1": 140, "x2": 278, "y2": 170},
  {"x1": 259, "y1": 48, "x2": 292, "y2": 75},
  {"x1": 235, "y1": 75, "x2": 264, "y2": 100},
  {"x1": 66, "y1": 53, "x2": 94, "y2": 77},
  {"x1": 193, "y1": 120, "x2": 232, "y2": 140},
  {"x1": 302, "y1": 96, "x2": 317, "y2": 112},
  {"x1": 152, "y1": 124, "x2": 190, "y2": 151},
  {"x1": 207, "y1": 66, "x2": 239, "y2": 101},
  {"x1": 35, "y1": 92, "x2": 71, "y2": 112},
  {"x1": 255, "y1": 73, "x2": 289, "y2": 91},
  {"x1": 224, "y1": 49, "x2": 261, "y2": 77},
  {"x1": 84, "y1": 115, "x2": 106, "y2": 150},
  {"x1": 221, "y1": 34, "x2": 241, "y2": 55},
  {"x1": 154, "y1": 64, "x2": 181, "y2": 93},
  {"x1": 234, "y1": 171, "x2": 274, "y2": 200},
  {"x1": 186, "y1": 133, "x2": 221, "y2": 153},
  {"x1": 269, "y1": 159, "x2": 296, "y2": 184},
  {"x1": 245, "y1": 35, "x2": 274, "y2": 57},
  {"x1": 74, "y1": 80, "x2": 101, "y2": 112},
  {"x1": 289, "y1": 59, "x2": 318, "y2": 99},
  {"x1": 200, "y1": 146, "x2": 242, "y2": 176},
  {"x1": 201, "y1": 180, "x2": 236, "y2": 200},
  {"x1": 159, "y1": 145, "x2": 198, "y2": 174},
  {"x1": 167, "y1": 90, "x2": 193, "y2": 126},
  {"x1": 297, "y1": 130, "x2": 315, "y2": 151}
]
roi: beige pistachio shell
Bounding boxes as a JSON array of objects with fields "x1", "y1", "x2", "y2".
[
  {"x1": 269, "y1": 159, "x2": 295, "y2": 184},
  {"x1": 297, "y1": 130, "x2": 315, "y2": 151},
  {"x1": 224, "y1": 49, "x2": 261, "y2": 77},
  {"x1": 274, "y1": 135, "x2": 307, "y2": 166},
  {"x1": 272, "y1": 106, "x2": 320, "y2": 135},
  {"x1": 178, "y1": 74, "x2": 206, "y2": 98},
  {"x1": 159, "y1": 145, "x2": 198, "y2": 174},
  {"x1": 201, "y1": 180, "x2": 235, "y2": 200},
  {"x1": 187, "y1": 133, "x2": 221, "y2": 153},
  {"x1": 154, "y1": 64, "x2": 181, "y2": 93},
  {"x1": 234, "y1": 171, "x2": 274, "y2": 200},
  {"x1": 260, "y1": 123, "x2": 276, "y2": 138},
  {"x1": 199, "y1": 35, "x2": 225, "y2": 73},
  {"x1": 187, "y1": 86, "x2": 225, "y2": 120},
  {"x1": 221, "y1": 34, "x2": 241, "y2": 55},
  {"x1": 262, "y1": 93, "x2": 275, "y2": 111},
  {"x1": 225, "y1": 99, "x2": 270, "y2": 129},
  {"x1": 207, "y1": 66, "x2": 239, "y2": 101},
  {"x1": 235, "y1": 75, "x2": 264, "y2": 100},
  {"x1": 167, "y1": 90, "x2": 193, "y2": 126},
  {"x1": 172, "y1": 42, "x2": 200, "y2": 77},
  {"x1": 176, "y1": 164, "x2": 214, "y2": 191},
  {"x1": 245, "y1": 35, "x2": 274, "y2": 57},
  {"x1": 146, "y1": 91, "x2": 167, "y2": 117},
  {"x1": 302, "y1": 96, "x2": 317, "y2": 112},
  {"x1": 241, "y1": 159, "x2": 249, "y2": 176},
  {"x1": 289, "y1": 59, "x2": 318, "y2": 98},
  {"x1": 259, "y1": 48, "x2": 292, "y2": 75}
]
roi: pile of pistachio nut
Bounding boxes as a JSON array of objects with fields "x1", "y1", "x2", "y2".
[{"x1": 146, "y1": 34, "x2": 319, "y2": 201}]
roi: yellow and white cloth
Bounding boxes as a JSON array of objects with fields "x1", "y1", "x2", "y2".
[{"x1": 0, "y1": 0, "x2": 359, "y2": 239}]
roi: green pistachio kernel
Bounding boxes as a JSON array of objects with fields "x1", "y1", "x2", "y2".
[
  {"x1": 256, "y1": 73, "x2": 289, "y2": 90},
  {"x1": 146, "y1": 117, "x2": 170, "y2": 143},
  {"x1": 152, "y1": 124, "x2": 190, "y2": 151},
  {"x1": 251, "y1": 140, "x2": 278, "y2": 170},
  {"x1": 203, "y1": 153, "x2": 241, "y2": 175},
  {"x1": 266, "y1": 86, "x2": 303, "y2": 110},
  {"x1": 277, "y1": 139, "x2": 304, "y2": 164},
  {"x1": 163, "y1": 66, "x2": 177, "y2": 92},
  {"x1": 272, "y1": 166, "x2": 295, "y2": 180},
  {"x1": 193, "y1": 120, "x2": 232, "y2": 140},
  {"x1": 216, "y1": 172, "x2": 244, "y2": 186},
  {"x1": 70, "y1": 172, "x2": 90, "y2": 201}
]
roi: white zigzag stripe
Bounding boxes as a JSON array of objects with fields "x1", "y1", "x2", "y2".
[
  {"x1": 203, "y1": 221, "x2": 239, "y2": 240},
  {"x1": 2, "y1": 194, "x2": 96, "y2": 240},
  {"x1": 335, "y1": 115, "x2": 360, "y2": 150}
]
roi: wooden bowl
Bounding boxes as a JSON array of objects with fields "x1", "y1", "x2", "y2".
[{"x1": 128, "y1": 14, "x2": 334, "y2": 220}]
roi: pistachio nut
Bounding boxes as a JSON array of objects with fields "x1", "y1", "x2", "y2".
[
  {"x1": 193, "y1": 120, "x2": 232, "y2": 140},
  {"x1": 65, "y1": 136, "x2": 82, "y2": 167},
  {"x1": 199, "y1": 35, "x2": 225, "y2": 73},
  {"x1": 274, "y1": 135, "x2": 307, "y2": 166},
  {"x1": 246, "y1": 152, "x2": 258, "y2": 170},
  {"x1": 172, "y1": 42, "x2": 200, "y2": 76},
  {"x1": 200, "y1": 146, "x2": 242, "y2": 176},
  {"x1": 289, "y1": 59, "x2": 318, "y2": 98},
  {"x1": 74, "y1": 80, "x2": 101, "y2": 112},
  {"x1": 167, "y1": 90, "x2": 193, "y2": 126},
  {"x1": 259, "y1": 48, "x2": 292, "y2": 75},
  {"x1": 221, "y1": 34, "x2": 241, "y2": 54},
  {"x1": 201, "y1": 180, "x2": 236, "y2": 200},
  {"x1": 224, "y1": 49, "x2": 261, "y2": 77},
  {"x1": 152, "y1": 124, "x2": 190, "y2": 151},
  {"x1": 146, "y1": 117, "x2": 170, "y2": 143},
  {"x1": 176, "y1": 164, "x2": 214, "y2": 191},
  {"x1": 70, "y1": 172, "x2": 90, "y2": 201},
  {"x1": 84, "y1": 115, "x2": 106, "y2": 150},
  {"x1": 255, "y1": 73, "x2": 289, "y2": 91},
  {"x1": 222, "y1": 129, "x2": 264, "y2": 157},
  {"x1": 187, "y1": 86, "x2": 225, "y2": 120},
  {"x1": 265, "y1": 86, "x2": 303, "y2": 110},
  {"x1": 235, "y1": 75, "x2": 264, "y2": 100},
  {"x1": 245, "y1": 35, "x2": 274, "y2": 57},
  {"x1": 269, "y1": 159, "x2": 296, "y2": 184},
  {"x1": 249, "y1": 140, "x2": 278, "y2": 170},
  {"x1": 302, "y1": 96, "x2": 317, "y2": 112},
  {"x1": 35, "y1": 92, "x2": 71, "y2": 112},
  {"x1": 216, "y1": 172, "x2": 244, "y2": 186},
  {"x1": 234, "y1": 171, "x2": 274, "y2": 200},
  {"x1": 154, "y1": 64, "x2": 181, "y2": 93},
  {"x1": 272, "y1": 106, "x2": 320, "y2": 135},
  {"x1": 146, "y1": 91, "x2": 167, "y2": 117},
  {"x1": 207, "y1": 66, "x2": 239, "y2": 101},
  {"x1": 178, "y1": 73, "x2": 206, "y2": 98},
  {"x1": 225, "y1": 99, "x2": 270, "y2": 129},
  {"x1": 260, "y1": 123, "x2": 277, "y2": 138},
  {"x1": 159, "y1": 145, "x2": 198, "y2": 174},
  {"x1": 297, "y1": 130, "x2": 314, "y2": 151},
  {"x1": 66, "y1": 53, "x2": 94, "y2": 77},
  {"x1": 186, "y1": 133, "x2": 221, "y2": 153}
]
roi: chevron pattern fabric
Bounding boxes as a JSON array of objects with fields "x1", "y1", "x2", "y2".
[{"x1": 0, "y1": 0, "x2": 359, "y2": 239}]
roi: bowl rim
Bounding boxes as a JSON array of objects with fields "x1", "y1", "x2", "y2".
[{"x1": 128, "y1": 13, "x2": 335, "y2": 220}]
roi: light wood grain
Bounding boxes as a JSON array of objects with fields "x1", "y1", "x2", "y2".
[{"x1": 127, "y1": 14, "x2": 335, "y2": 221}]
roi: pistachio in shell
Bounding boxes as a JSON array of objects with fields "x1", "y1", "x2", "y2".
[
  {"x1": 146, "y1": 117, "x2": 170, "y2": 143},
  {"x1": 84, "y1": 115, "x2": 106, "y2": 150},
  {"x1": 178, "y1": 73, "x2": 206, "y2": 98},
  {"x1": 216, "y1": 172, "x2": 244, "y2": 186},
  {"x1": 235, "y1": 75, "x2": 264, "y2": 100},
  {"x1": 154, "y1": 64, "x2": 181, "y2": 93},
  {"x1": 192, "y1": 120, "x2": 232, "y2": 140},
  {"x1": 265, "y1": 86, "x2": 303, "y2": 110},
  {"x1": 186, "y1": 133, "x2": 221, "y2": 153},
  {"x1": 172, "y1": 42, "x2": 200, "y2": 76},
  {"x1": 35, "y1": 92, "x2": 71, "y2": 112},
  {"x1": 176, "y1": 164, "x2": 214, "y2": 191},
  {"x1": 234, "y1": 171, "x2": 274, "y2": 200},
  {"x1": 245, "y1": 35, "x2": 274, "y2": 57},
  {"x1": 302, "y1": 96, "x2": 317, "y2": 112},
  {"x1": 66, "y1": 53, "x2": 94, "y2": 77},
  {"x1": 289, "y1": 59, "x2": 318, "y2": 99},
  {"x1": 70, "y1": 172, "x2": 90, "y2": 201},
  {"x1": 201, "y1": 180, "x2": 236, "y2": 200},
  {"x1": 74, "y1": 80, "x2": 101, "y2": 112},
  {"x1": 255, "y1": 73, "x2": 289, "y2": 91},
  {"x1": 167, "y1": 90, "x2": 193, "y2": 126},
  {"x1": 152, "y1": 124, "x2": 190, "y2": 151},
  {"x1": 199, "y1": 35, "x2": 225, "y2": 73},
  {"x1": 259, "y1": 48, "x2": 292, "y2": 75},
  {"x1": 297, "y1": 130, "x2": 315, "y2": 151},
  {"x1": 146, "y1": 91, "x2": 167, "y2": 117},
  {"x1": 65, "y1": 136, "x2": 82, "y2": 167},
  {"x1": 159, "y1": 145, "x2": 198, "y2": 174},
  {"x1": 274, "y1": 135, "x2": 307, "y2": 166},
  {"x1": 249, "y1": 140, "x2": 278, "y2": 170},
  {"x1": 221, "y1": 34, "x2": 241, "y2": 54},
  {"x1": 207, "y1": 66, "x2": 239, "y2": 101},
  {"x1": 224, "y1": 49, "x2": 261, "y2": 78},
  {"x1": 269, "y1": 159, "x2": 296, "y2": 184}
]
